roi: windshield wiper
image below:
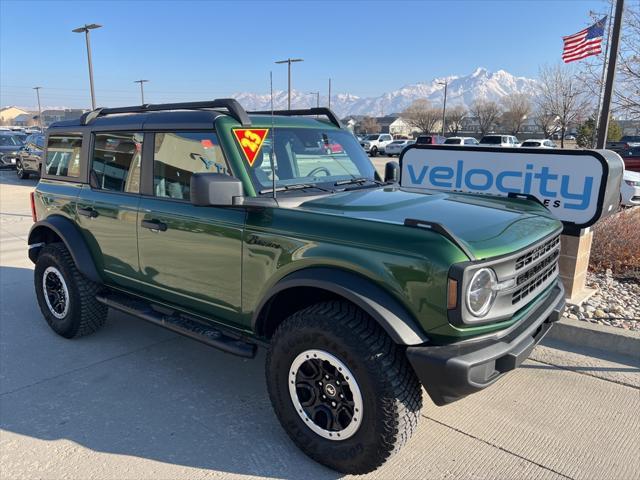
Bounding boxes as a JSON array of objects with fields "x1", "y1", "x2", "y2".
[
  {"x1": 335, "y1": 178, "x2": 384, "y2": 187},
  {"x1": 259, "y1": 183, "x2": 333, "y2": 194}
]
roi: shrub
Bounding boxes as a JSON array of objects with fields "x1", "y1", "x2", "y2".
[{"x1": 589, "y1": 207, "x2": 640, "y2": 278}]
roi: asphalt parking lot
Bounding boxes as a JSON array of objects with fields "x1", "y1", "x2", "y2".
[{"x1": 1, "y1": 168, "x2": 639, "y2": 480}]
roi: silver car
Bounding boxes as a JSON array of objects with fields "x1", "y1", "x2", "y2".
[{"x1": 384, "y1": 139, "x2": 415, "y2": 156}]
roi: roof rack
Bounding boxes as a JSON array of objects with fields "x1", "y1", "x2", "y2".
[
  {"x1": 248, "y1": 107, "x2": 342, "y2": 129},
  {"x1": 80, "y1": 98, "x2": 252, "y2": 126}
]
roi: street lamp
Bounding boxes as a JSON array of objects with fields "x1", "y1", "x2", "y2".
[
  {"x1": 437, "y1": 80, "x2": 448, "y2": 137},
  {"x1": 72, "y1": 23, "x2": 102, "y2": 110},
  {"x1": 134, "y1": 79, "x2": 149, "y2": 104},
  {"x1": 275, "y1": 58, "x2": 304, "y2": 110},
  {"x1": 308, "y1": 91, "x2": 320, "y2": 109},
  {"x1": 33, "y1": 87, "x2": 43, "y2": 129}
]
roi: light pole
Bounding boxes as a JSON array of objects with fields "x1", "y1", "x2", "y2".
[
  {"x1": 308, "y1": 91, "x2": 320, "y2": 109},
  {"x1": 33, "y1": 87, "x2": 43, "y2": 129},
  {"x1": 134, "y1": 79, "x2": 149, "y2": 104},
  {"x1": 72, "y1": 23, "x2": 102, "y2": 110},
  {"x1": 275, "y1": 58, "x2": 304, "y2": 109},
  {"x1": 437, "y1": 80, "x2": 448, "y2": 136}
]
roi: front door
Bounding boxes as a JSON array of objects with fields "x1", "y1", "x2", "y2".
[
  {"x1": 76, "y1": 131, "x2": 143, "y2": 288},
  {"x1": 137, "y1": 131, "x2": 245, "y2": 326}
]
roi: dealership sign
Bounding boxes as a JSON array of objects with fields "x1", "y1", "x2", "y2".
[{"x1": 400, "y1": 145, "x2": 624, "y2": 231}]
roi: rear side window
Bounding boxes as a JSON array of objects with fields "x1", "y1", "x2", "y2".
[
  {"x1": 45, "y1": 134, "x2": 82, "y2": 177},
  {"x1": 153, "y1": 132, "x2": 229, "y2": 201},
  {"x1": 91, "y1": 132, "x2": 143, "y2": 193},
  {"x1": 444, "y1": 138, "x2": 461, "y2": 144}
]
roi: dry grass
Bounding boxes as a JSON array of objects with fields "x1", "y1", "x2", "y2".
[{"x1": 589, "y1": 207, "x2": 640, "y2": 278}]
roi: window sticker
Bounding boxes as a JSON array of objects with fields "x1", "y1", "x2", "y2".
[{"x1": 232, "y1": 128, "x2": 269, "y2": 166}]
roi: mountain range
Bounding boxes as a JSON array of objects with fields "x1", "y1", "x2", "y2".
[{"x1": 234, "y1": 68, "x2": 539, "y2": 118}]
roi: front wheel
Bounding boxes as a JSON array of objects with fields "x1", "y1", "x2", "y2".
[
  {"x1": 266, "y1": 301, "x2": 422, "y2": 474},
  {"x1": 16, "y1": 160, "x2": 29, "y2": 179},
  {"x1": 370, "y1": 147, "x2": 378, "y2": 157}
]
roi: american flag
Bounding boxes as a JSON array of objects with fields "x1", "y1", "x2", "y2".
[{"x1": 562, "y1": 16, "x2": 607, "y2": 63}]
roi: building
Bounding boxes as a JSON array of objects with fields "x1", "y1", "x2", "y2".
[
  {"x1": 41, "y1": 109, "x2": 86, "y2": 126},
  {"x1": 0, "y1": 106, "x2": 30, "y2": 124},
  {"x1": 13, "y1": 113, "x2": 38, "y2": 126},
  {"x1": 389, "y1": 117, "x2": 420, "y2": 138}
]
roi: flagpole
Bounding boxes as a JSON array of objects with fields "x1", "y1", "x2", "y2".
[
  {"x1": 596, "y1": 0, "x2": 625, "y2": 149},
  {"x1": 592, "y1": 3, "x2": 615, "y2": 147}
]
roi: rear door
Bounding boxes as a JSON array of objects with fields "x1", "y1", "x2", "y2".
[
  {"x1": 137, "y1": 130, "x2": 245, "y2": 326},
  {"x1": 76, "y1": 131, "x2": 143, "y2": 288}
]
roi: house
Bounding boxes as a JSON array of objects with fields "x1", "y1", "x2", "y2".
[
  {"x1": 0, "y1": 106, "x2": 30, "y2": 124},
  {"x1": 13, "y1": 113, "x2": 38, "y2": 126},
  {"x1": 374, "y1": 115, "x2": 398, "y2": 134},
  {"x1": 389, "y1": 117, "x2": 420, "y2": 137}
]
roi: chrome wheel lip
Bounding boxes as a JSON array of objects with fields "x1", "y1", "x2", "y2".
[
  {"x1": 288, "y1": 349, "x2": 363, "y2": 441},
  {"x1": 42, "y1": 266, "x2": 69, "y2": 319}
]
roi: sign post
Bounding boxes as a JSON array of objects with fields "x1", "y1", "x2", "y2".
[{"x1": 399, "y1": 145, "x2": 624, "y2": 304}]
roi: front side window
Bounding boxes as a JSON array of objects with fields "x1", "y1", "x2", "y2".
[
  {"x1": 364, "y1": 134, "x2": 380, "y2": 141},
  {"x1": 241, "y1": 127, "x2": 376, "y2": 192},
  {"x1": 91, "y1": 133, "x2": 143, "y2": 193},
  {"x1": 154, "y1": 131, "x2": 229, "y2": 201},
  {"x1": 45, "y1": 134, "x2": 82, "y2": 177}
]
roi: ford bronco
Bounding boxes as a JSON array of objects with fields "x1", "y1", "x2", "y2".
[{"x1": 28, "y1": 99, "x2": 565, "y2": 474}]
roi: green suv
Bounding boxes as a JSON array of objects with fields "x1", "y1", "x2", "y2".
[{"x1": 28, "y1": 99, "x2": 565, "y2": 474}]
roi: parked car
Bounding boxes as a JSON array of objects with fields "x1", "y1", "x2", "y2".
[
  {"x1": 606, "y1": 135, "x2": 640, "y2": 153},
  {"x1": 520, "y1": 139, "x2": 557, "y2": 148},
  {"x1": 443, "y1": 137, "x2": 479, "y2": 146},
  {"x1": 28, "y1": 99, "x2": 565, "y2": 474},
  {"x1": 415, "y1": 134, "x2": 446, "y2": 145},
  {"x1": 479, "y1": 135, "x2": 521, "y2": 147},
  {"x1": 619, "y1": 146, "x2": 640, "y2": 172},
  {"x1": 564, "y1": 134, "x2": 576, "y2": 141},
  {"x1": 620, "y1": 170, "x2": 640, "y2": 207},
  {"x1": 16, "y1": 133, "x2": 45, "y2": 179},
  {"x1": 384, "y1": 139, "x2": 415, "y2": 156},
  {"x1": 360, "y1": 133, "x2": 393, "y2": 156},
  {"x1": 0, "y1": 131, "x2": 25, "y2": 168}
]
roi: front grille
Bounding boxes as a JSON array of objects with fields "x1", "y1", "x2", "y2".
[
  {"x1": 512, "y1": 258, "x2": 559, "y2": 305},
  {"x1": 516, "y1": 249, "x2": 559, "y2": 285},
  {"x1": 515, "y1": 235, "x2": 560, "y2": 270}
]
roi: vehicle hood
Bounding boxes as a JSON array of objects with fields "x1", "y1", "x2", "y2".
[
  {"x1": 0, "y1": 145, "x2": 21, "y2": 153},
  {"x1": 298, "y1": 187, "x2": 562, "y2": 260}
]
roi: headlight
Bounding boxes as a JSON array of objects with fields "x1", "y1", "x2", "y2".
[
  {"x1": 625, "y1": 180, "x2": 640, "y2": 187},
  {"x1": 466, "y1": 268, "x2": 497, "y2": 317}
]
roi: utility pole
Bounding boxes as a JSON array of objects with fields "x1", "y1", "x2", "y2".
[
  {"x1": 275, "y1": 58, "x2": 304, "y2": 109},
  {"x1": 438, "y1": 80, "x2": 448, "y2": 136},
  {"x1": 328, "y1": 78, "x2": 332, "y2": 109},
  {"x1": 134, "y1": 79, "x2": 149, "y2": 104},
  {"x1": 72, "y1": 23, "x2": 102, "y2": 110},
  {"x1": 309, "y1": 91, "x2": 320, "y2": 109},
  {"x1": 596, "y1": 0, "x2": 625, "y2": 148},
  {"x1": 33, "y1": 87, "x2": 43, "y2": 129}
]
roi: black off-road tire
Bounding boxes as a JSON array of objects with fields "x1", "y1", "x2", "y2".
[
  {"x1": 370, "y1": 146, "x2": 378, "y2": 157},
  {"x1": 266, "y1": 301, "x2": 422, "y2": 474},
  {"x1": 16, "y1": 160, "x2": 29, "y2": 179},
  {"x1": 34, "y1": 243, "x2": 107, "y2": 338}
]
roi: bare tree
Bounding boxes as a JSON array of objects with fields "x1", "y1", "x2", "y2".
[
  {"x1": 579, "y1": 2, "x2": 640, "y2": 121},
  {"x1": 536, "y1": 64, "x2": 592, "y2": 147},
  {"x1": 469, "y1": 99, "x2": 502, "y2": 136},
  {"x1": 401, "y1": 99, "x2": 441, "y2": 134},
  {"x1": 359, "y1": 116, "x2": 380, "y2": 134},
  {"x1": 445, "y1": 105, "x2": 467, "y2": 135},
  {"x1": 500, "y1": 93, "x2": 532, "y2": 135},
  {"x1": 533, "y1": 110, "x2": 561, "y2": 138}
]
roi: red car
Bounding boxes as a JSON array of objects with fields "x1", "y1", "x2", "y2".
[{"x1": 620, "y1": 146, "x2": 640, "y2": 172}]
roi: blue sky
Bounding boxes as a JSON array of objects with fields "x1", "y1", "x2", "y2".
[{"x1": 1, "y1": 0, "x2": 606, "y2": 109}]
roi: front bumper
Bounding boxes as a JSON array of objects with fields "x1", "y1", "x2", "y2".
[{"x1": 406, "y1": 281, "x2": 565, "y2": 406}]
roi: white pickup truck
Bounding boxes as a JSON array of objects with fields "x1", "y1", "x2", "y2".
[{"x1": 360, "y1": 133, "x2": 394, "y2": 156}]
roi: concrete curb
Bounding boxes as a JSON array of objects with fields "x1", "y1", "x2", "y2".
[{"x1": 547, "y1": 317, "x2": 640, "y2": 358}]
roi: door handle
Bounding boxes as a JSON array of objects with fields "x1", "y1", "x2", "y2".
[
  {"x1": 141, "y1": 219, "x2": 168, "y2": 232},
  {"x1": 78, "y1": 207, "x2": 99, "y2": 218}
]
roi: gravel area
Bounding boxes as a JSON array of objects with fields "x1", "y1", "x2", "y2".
[{"x1": 564, "y1": 270, "x2": 640, "y2": 331}]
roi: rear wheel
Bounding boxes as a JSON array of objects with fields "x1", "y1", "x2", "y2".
[
  {"x1": 266, "y1": 301, "x2": 422, "y2": 474},
  {"x1": 34, "y1": 243, "x2": 107, "y2": 338},
  {"x1": 16, "y1": 160, "x2": 29, "y2": 179},
  {"x1": 370, "y1": 147, "x2": 378, "y2": 157}
]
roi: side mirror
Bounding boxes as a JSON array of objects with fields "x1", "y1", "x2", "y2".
[
  {"x1": 384, "y1": 161, "x2": 400, "y2": 183},
  {"x1": 190, "y1": 173, "x2": 244, "y2": 206}
]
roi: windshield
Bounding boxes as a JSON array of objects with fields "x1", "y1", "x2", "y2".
[
  {"x1": 364, "y1": 134, "x2": 379, "y2": 141},
  {"x1": 0, "y1": 135, "x2": 21, "y2": 146},
  {"x1": 480, "y1": 136, "x2": 502, "y2": 144},
  {"x1": 242, "y1": 127, "x2": 376, "y2": 193},
  {"x1": 444, "y1": 138, "x2": 461, "y2": 144}
]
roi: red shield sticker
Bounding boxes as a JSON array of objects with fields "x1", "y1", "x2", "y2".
[{"x1": 232, "y1": 128, "x2": 269, "y2": 166}]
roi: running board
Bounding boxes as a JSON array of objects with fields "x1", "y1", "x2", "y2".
[{"x1": 96, "y1": 292, "x2": 257, "y2": 358}]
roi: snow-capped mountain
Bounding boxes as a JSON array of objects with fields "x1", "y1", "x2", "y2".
[{"x1": 234, "y1": 68, "x2": 538, "y2": 117}]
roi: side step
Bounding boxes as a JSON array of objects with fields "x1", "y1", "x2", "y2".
[{"x1": 96, "y1": 292, "x2": 257, "y2": 358}]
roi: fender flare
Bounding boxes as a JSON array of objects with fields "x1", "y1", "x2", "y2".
[
  {"x1": 252, "y1": 267, "x2": 429, "y2": 346},
  {"x1": 28, "y1": 215, "x2": 102, "y2": 283}
]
